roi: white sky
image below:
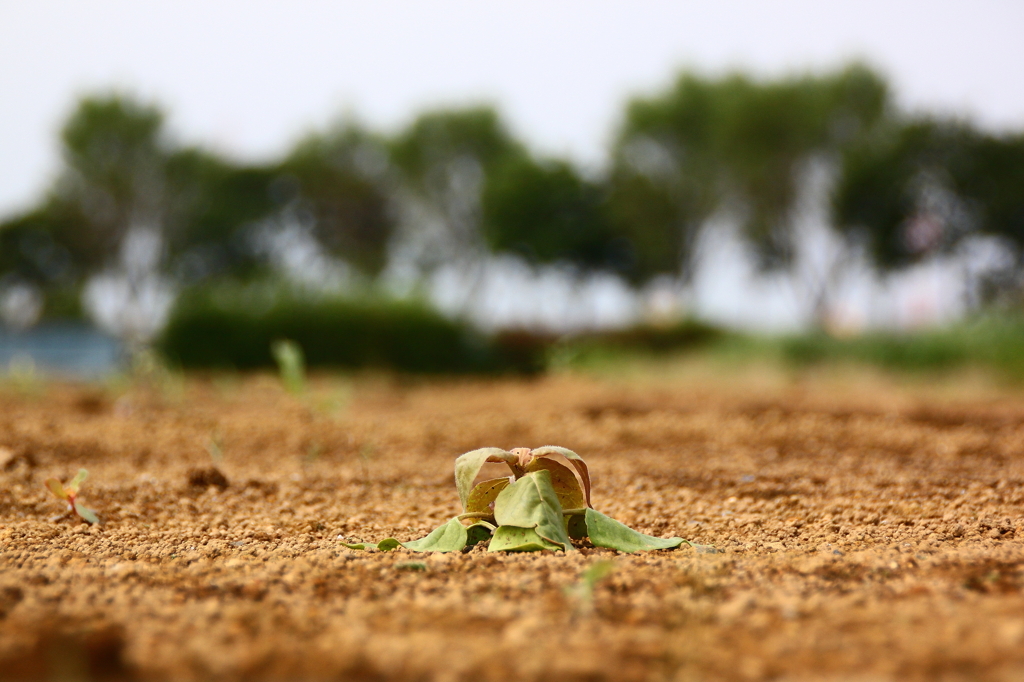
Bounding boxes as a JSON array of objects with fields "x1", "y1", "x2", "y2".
[{"x1": 2, "y1": 0, "x2": 1023, "y2": 220}]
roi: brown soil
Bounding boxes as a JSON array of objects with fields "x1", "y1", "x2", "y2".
[{"x1": 1, "y1": 369, "x2": 1023, "y2": 681}]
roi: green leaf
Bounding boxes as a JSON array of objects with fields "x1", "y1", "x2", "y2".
[
  {"x1": 529, "y1": 446, "x2": 592, "y2": 508},
  {"x1": 341, "y1": 521, "x2": 494, "y2": 553},
  {"x1": 68, "y1": 468, "x2": 89, "y2": 494},
  {"x1": 488, "y1": 525, "x2": 562, "y2": 552},
  {"x1": 271, "y1": 339, "x2": 306, "y2": 395},
  {"x1": 395, "y1": 561, "x2": 428, "y2": 571},
  {"x1": 454, "y1": 448, "x2": 519, "y2": 512},
  {"x1": 45, "y1": 478, "x2": 69, "y2": 501},
  {"x1": 493, "y1": 470, "x2": 573, "y2": 551},
  {"x1": 341, "y1": 538, "x2": 401, "y2": 551},
  {"x1": 402, "y1": 517, "x2": 470, "y2": 553},
  {"x1": 465, "y1": 477, "x2": 510, "y2": 516},
  {"x1": 73, "y1": 500, "x2": 100, "y2": 525},
  {"x1": 584, "y1": 509, "x2": 685, "y2": 553},
  {"x1": 524, "y1": 457, "x2": 585, "y2": 511}
]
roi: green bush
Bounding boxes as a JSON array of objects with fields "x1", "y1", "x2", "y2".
[
  {"x1": 781, "y1": 315, "x2": 1024, "y2": 377},
  {"x1": 157, "y1": 283, "x2": 544, "y2": 374}
]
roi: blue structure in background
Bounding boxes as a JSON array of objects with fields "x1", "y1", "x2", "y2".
[{"x1": 0, "y1": 324, "x2": 123, "y2": 378}]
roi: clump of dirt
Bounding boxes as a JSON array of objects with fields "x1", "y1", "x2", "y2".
[
  {"x1": 186, "y1": 466, "x2": 229, "y2": 490},
  {"x1": 1, "y1": 372, "x2": 1023, "y2": 681}
]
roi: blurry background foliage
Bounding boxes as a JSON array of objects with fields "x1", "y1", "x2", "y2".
[{"x1": 4, "y1": 63, "x2": 1024, "y2": 374}]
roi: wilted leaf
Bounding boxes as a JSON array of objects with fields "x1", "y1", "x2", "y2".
[
  {"x1": 493, "y1": 470, "x2": 573, "y2": 551},
  {"x1": 584, "y1": 509, "x2": 684, "y2": 552},
  {"x1": 74, "y1": 500, "x2": 100, "y2": 525},
  {"x1": 45, "y1": 478, "x2": 68, "y2": 501},
  {"x1": 465, "y1": 477, "x2": 510, "y2": 516},
  {"x1": 488, "y1": 525, "x2": 562, "y2": 552},
  {"x1": 524, "y1": 458, "x2": 585, "y2": 511},
  {"x1": 529, "y1": 446, "x2": 592, "y2": 508},
  {"x1": 403, "y1": 517, "x2": 470, "y2": 553},
  {"x1": 454, "y1": 448, "x2": 519, "y2": 512},
  {"x1": 68, "y1": 469, "x2": 89, "y2": 494}
]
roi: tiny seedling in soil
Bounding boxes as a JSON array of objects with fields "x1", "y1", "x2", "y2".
[
  {"x1": 565, "y1": 560, "x2": 616, "y2": 615},
  {"x1": 344, "y1": 446, "x2": 713, "y2": 554},
  {"x1": 45, "y1": 468, "x2": 100, "y2": 524},
  {"x1": 271, "y1": 340, "x2": 306, "y2": 396}
]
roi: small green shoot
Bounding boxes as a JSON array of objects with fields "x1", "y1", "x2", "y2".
[
  {"x1": 6, "y1": 353, "x2": 42, "y2": 396},
  {"x1": 344, "y1": 446, "x2": 707, "y2": 554},
  {"x1": 304, "y1": 441, "x2": 323, "y2": 465},
  {"x1": 271, "y1": 339, "x2": 306, "y2": 395},
  {"x1": 395, "y1": 561, "x2": 428, "y2": 572},
  {"x1": 44, "y1": 468, "x2": 100, "y2": 524},
  {"x1": 206, "y1": 431, "x2": 225, "y2": 464},
  {"x1": 565, "y1": 560, "x2": 616, "y2": 615},
  {"x1": 358, "y1": 442, "x2": 376, "y2": 481}
]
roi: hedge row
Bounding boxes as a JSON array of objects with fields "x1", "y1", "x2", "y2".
[{"x1": 157, "y1": 287, "x2": 547, "y2": 374}]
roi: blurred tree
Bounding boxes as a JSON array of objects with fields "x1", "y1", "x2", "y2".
[
  {"x1": 163, "y1": 148, "x2": 279, "y2": 283},
  {"x1": 607, "y1": 63, "x2": 890, "y2": 283},
  {"x1": 281, "y1": 124, "x2": 395, "y2": 276},
  {"x1": 480, "y1": 156, "x2": 627, "y2": 271},
  {"x1": 53, "y1": 95, "x2": 170, "y2": 268},
  {"x1": 833, "y1": 119, "x2": 1024, "y2": 301},
  {"x1": 389, "y1": 106, "x2": 526, "y2": 269}
]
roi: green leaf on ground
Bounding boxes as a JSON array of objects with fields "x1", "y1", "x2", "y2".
[
  {"x1": 341, "y1": 537, "x2": 401, "y2": 551},
  {"x1": 488, "y1": 525, "x2": 562, "y2": 552},
  {"x1": 395, "y1": 561, "x2": 428, "y2": 571},
  {"x1": 402, "y1": 517, "x2": 470, "y2": 553},
  {"x1": 342, "y1": 520, "x2": 495, "y2": 553},
  {"x1": 493, "y1": 470, "x2": 573, "y2": 551},
  {"x1": 584, "y1": 509, "x2": 685, "y2": 552}
]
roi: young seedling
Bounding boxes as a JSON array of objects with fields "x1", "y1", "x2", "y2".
[
  {"x1": 271, "y1": 339, "x2": 306, "y2": 396},
  {"x1": 343, "y1": 446, "x2": 711, "y2": 554},
  {"x1": 565, "y1": 560, "x2": 616, "y2": 615},
  {"x1": 45, "y1": 468, "x2": 100, "y2": 524}
]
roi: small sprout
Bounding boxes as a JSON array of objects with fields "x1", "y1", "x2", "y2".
[
  {"x1": 346, "y1": 446, "x2": 708, "y2": 554},
  {"x1": 207, "y1": 430, "x2": 225, "y2": 463},
  {"x1": 44, "y1": 468, "x2": 100, "y2": 524},
  {"x1": 271, "y1": 340, "x2": 306, "y2": 395},
  {"x1": 358, "y1": 443, "x2": 376, "y2": 481},
  {"x1": 305, "y1": 442, "x2": 323, "y2": 465},
  {"x1": 565, "y1": 560, "x2": 616, "y2": 614},
  {"x1": 395, "y1": 561, "x2": 428, "y2": 572}
]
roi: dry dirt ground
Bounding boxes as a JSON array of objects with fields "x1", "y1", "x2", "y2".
[{"x1": 1, "y1": 367, "x2": 1024, "y2": 681}]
